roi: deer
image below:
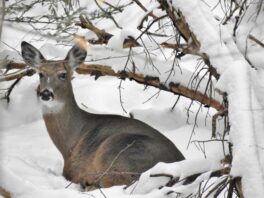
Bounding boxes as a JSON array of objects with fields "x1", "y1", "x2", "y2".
[{"x1": 21, "y1": 41, "x2": 185, "y2": 189}]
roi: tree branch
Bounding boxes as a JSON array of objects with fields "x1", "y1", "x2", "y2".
[
  {"x1": 0, "y1": 187, "x2": 11, "y2": 198},
  {"x1": 249, "y1": 34, "x2": 264, "y2": 48},
  {"x1": 0, "y1": 68, "x2": 35, "y2": 82},
  {"x1": 77, "y1": 64, "x2": 223, "y2": 110},
  {"x1": 77, "y1": 15, "x2": 140, "y2": 48},
  {"x1": 2, "y1": 62, "x2": 223, "y2": 110}
]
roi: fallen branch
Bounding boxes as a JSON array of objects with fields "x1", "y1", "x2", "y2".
[
  {"x1": 77, "y1": 64, "x2": 223, "y2": 111},
  {"x1": 1, "y1": 62, "x2": 224, "y2": 110}
]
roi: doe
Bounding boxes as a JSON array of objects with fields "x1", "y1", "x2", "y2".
[{"x1": 21, "y1": 41, "x2": 185, "y2": 189}]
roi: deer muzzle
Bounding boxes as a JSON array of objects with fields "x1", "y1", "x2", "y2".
[{"x1": 39, "y1": 89, "x2": 54, "y2": 101}]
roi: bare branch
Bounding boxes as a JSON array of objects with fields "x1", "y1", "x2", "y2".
[
  {"x1": 0, "y1": 68, "x2": 35, "y2": 82},
  {"x1": 94, "y1": 140, "x2": 136, "y2": 184},
  {"x1": 1, "y1": 62, "x2": 224, "y2": 110},
  {"x1": 2, "y1": 78, "x2": 22, "y2": 103},
  {"x1": 249, "y1": 34, "x2": 264, "y2": 48},
  {"x1": 132, "y1": 0, "x2": 157, "y2": 19},
  {"x1": 94, "y1": 0, "x2": 122, "y2": 29}
]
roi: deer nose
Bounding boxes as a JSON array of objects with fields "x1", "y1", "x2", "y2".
[{"x1": 40, "y1": 89, "x2": 54, "y2": 101}]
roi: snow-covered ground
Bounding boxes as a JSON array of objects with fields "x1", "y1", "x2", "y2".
[{"x1": 0, "y1": 73, "x2": 223, "y2": 197}]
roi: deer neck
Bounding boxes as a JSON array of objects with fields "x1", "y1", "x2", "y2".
[{"x1": 41, "y1": 86, "x2": 87, "y2": 159}]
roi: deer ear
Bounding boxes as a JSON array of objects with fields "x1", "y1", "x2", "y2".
[
  {"x1": 65, "y1": 44, "x2": 87, "y2": 69},
  {"x1": 21, "y1": 41, "x2": 45, "y2": 67}
]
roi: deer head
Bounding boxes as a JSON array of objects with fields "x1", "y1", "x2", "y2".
[{"x1": 21, "y1": 41, "x2": 87, "y2": 112}]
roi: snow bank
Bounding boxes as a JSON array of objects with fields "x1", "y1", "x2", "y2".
[
  {"x1": 0, "y1": 75, "x2": 41, "y2": 130},
  {"x1": 127, "y1": 157, "x2": 221, "y2": 195},
  {"x1": 171, "y1": 0, "x2": 264, "y2": 196},
  {"x1": 236, "y1": 0, "x2": 264, "y2": 70},
  {"x1": 217, "y1": 60, "x2": 264, "y2": 196}
]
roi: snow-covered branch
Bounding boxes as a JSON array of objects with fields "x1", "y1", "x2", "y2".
[{"x1": 0, "y1": 62, "x2": 223, "y2": 110}]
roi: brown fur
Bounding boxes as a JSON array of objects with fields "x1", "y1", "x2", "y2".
[{"x1": 21, "y1": 41, "x2": 185, "y2": 189}]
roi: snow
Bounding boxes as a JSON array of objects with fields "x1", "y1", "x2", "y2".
[
  {"x1": 107, "y1": 28, "x2": 141, "y2": 50},
  {"x1": 161, "y1": 171, "x2": 213, "y2": 196},
  {"x1": 0, "y1": 75, "x2": 221, "y2": 198},
  {"x1": 235, "y1": 0, "x2": 264, "y2": 70},
  {"x1": 0, "y1": 75, "x2": 41, "y2": 130},
  {"x1": 127, "y1": 158, "x2": 222, "y2": 195},
  {"x1": 217, "y1": 60, "x2": 264, "y2": 196}
]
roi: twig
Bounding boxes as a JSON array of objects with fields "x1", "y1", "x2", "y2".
[
  {"x1": 117, "y1": 47, "x2": 133, "y2": 113},
  {"x1": 65, "y1": 182, "x2": 73, "y2": 188},
  {"x1": 132, "y1": 0, "x2": 157, "y2": 19},
  {"x1": 2, "y1": 77, "x2": 22, "y2": 103},
  {"x1": 171, "y1": 95, "x2": 181, "y2": 111},
  {"x1": 94, "y1": 0, "x2": 122, "y2": 29},
  {"x1": 204, "y1": 176, "x2": 228, "y2": 198},
  {"x1": 222, "y1": 2, "x2": 240, "y2": 25},
  {"x1": 227, "y1": 178, "x2": 235, "y2": 198},
  {"x1": 142, "y1": 90, "x2": 160, "y2": 104},
  {"x1": 94, "y1": 140, "x2": 136, "y2": 184},
  {"x1": 118, "y1": 80, "x2": 127, "y2": 113},
  {"x1": 150, "y1": 173, "x2": 173, "y2": 180},
  {"x1": 213, "y1": 178, "x2": 230, "y2": 197},
  {"x1": 136, "y1": 15, "x2": 166, "y2": 37},
  {"x1": 233, "y1": 0, "x2": 248, "y2": 37},
  {"x1": 98, "y1": 187, "x2": 107, "y2": 198},
  {"x1": 212, "y1": 108, "x2": 228, "y2": 138},
  {"x1": 248, "y1": 34, "x2": 264, "y2": 48}
]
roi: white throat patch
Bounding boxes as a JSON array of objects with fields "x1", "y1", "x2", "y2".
[{"x1": 41, "y1": 99, "x2": 64, "y2": 114}]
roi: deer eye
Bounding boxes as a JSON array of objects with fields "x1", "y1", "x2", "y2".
[
  {"x1": 58, "y1": 72, "x2": 67, "y2": 81},
  {"x1": 39, "y1": 72, "x2": 44, "y2": 79}
]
